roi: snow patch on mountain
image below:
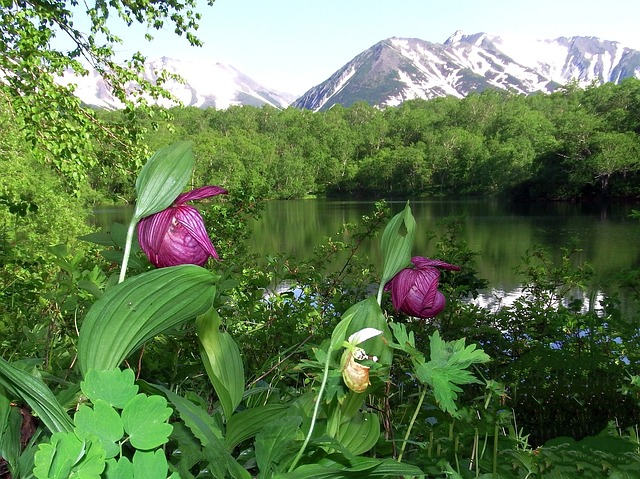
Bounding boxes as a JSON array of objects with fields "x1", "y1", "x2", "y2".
[{"x1": 58, "y1": 57, "x2": 295, "y2": 110}]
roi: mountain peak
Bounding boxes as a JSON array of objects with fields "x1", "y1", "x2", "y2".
[
  {"x1": 293, "y1": 32, "x2": 640, "y2": 111},
  {"x1": 444, "y1": 30, "x2": 465, "y2": 45}
]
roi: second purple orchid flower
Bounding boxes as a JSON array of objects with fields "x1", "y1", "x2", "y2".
[
  {"x1": 137, "y1": 185, "x2": 227, "y2": 268},
  {"x1": 385, "y1": 256, "x2": 460, "y2": 318}
]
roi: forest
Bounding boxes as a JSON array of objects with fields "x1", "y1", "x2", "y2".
[
  {"x1": 2, "y1": 0, "x2": 640, "y2": 476},
  {"x1": 83, "y1": 79, "x2": 640, "y2": 203}
]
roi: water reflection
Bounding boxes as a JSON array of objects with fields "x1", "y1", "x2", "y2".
[{"x1": 91, "y1": 198, "x2": 640, "y2": 305}]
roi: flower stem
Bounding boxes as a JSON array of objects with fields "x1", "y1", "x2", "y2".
[
  {"x1": 376, "y1": 282, "x2": 385, "y2": 306},
  {"x1": 118, "y1": 216, "x2": 138, "y2": 284},
  {"x1": 289, "y1": 343, "x2": 334, "y2": 472},
  {"x1": 397, "y1": 386, "x2": 426, "y2": 463}
]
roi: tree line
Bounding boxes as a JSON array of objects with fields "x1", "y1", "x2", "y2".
[{"x1": 87, "y1": 78, "x2": 640, "y2": 202}]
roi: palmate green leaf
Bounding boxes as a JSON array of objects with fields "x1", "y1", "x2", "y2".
[
  {"x1": 0, "y1": 357, "x2": 73, "y2": 434},
  {"x1": 255, "y1": 416, "x2": 302, "y2": 476},
  {"x1": 121, "y1": 394, "x2": 173, "y2": 450},
  {"x1": 415, "y1": 331, "x2": 490, "y2": 416},
  {"x1": 81, "y1": 369, "x2": 138, "y2": 409},
  {"x1": 104, "y1": 457, "x2": 133, "y2": 479},
  {"x1": 132, "y1": 450, "x2": 168, "y2": 479},
  {"x1": 134, "y1": 141, "x2": 195, "y2": 220},
  {"x1": 379, "y1": 201, "x2": 416, "y2": 287},
  {"x1": 74, "y1": 400, "x2": 123, "y2": 459},
  {"x1": 195, "y1": 308, "x2": 244, "y2": 420},
  {"x1": 77, "y1": 265, "x2": 218, "y2": 375},
  {"x1": 33, "y1": 432, "x2": 106, "y2": 479},
  {"x1": 142, "y1": 382, "x2": 223, "y2": 447}
]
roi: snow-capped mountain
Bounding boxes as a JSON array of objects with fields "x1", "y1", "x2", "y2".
[
  {"x1": 58, "y1": 57, "x2": 295, "y2": 110},
  {"x1": 293, "y1": 31, "x2": 640, "y2": 111}
]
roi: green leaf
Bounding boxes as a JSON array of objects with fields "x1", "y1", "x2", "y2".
[
  {"x1": 33, "y1": 432, "x2": 106, "y2": 479},
  {"x1": 336, "y1": 412, "x2": 379, "y2": 456},
  {"x1": 132, "y1": 450, "x2": 168, "y2": 479},
  {"x1": 225, "y1": 403, "x2": 289, "y2": 451},
  {"x1": 104, "y1": 457, "x2": 133, "y2": 479},
  {"x1": 388, "y1": 322, "x2": 424, "y2": 361},
  {"x1": 77, "y1": 265, "x2": 218, "y2": 375},
  {"x1": 196, "y1": 308, "x2": 245, "y2": 420},
  {"x1": 74, "y1": 400, "x2": 123, "y2": 459},
  {"x1": 274, "y1": 456, "x2": 425, "y2": 479},
  {"x1": 344, "y1": 297, "x2": 393, "y2": 366},
  {"x1": 81, "y1": 369, "x2": 138, "y2": 409},
  {"x1": 0, "y1": 357, "x2": 73, "y2": 434},
  {"x1": 379, "y1": 201, "x2": 416, "y2": 286},
  {"x1": 0, "y1": 392, "x2": 23, "y2": 477},
  {"x1": 122, "y1": 394, "x2": 173, "y2": 450},
  {"x1": 134, "y1": 141, "x2": 195, "y2": 219},
  {"x1": 255, "y1": 416, "x2": 302, "y2": 475},
  {"x1": 143, "y1": 382, "x2": 223, "y2": 447},
  {"x1": 415, "y1": 331, "x2": 490, "y2": 416}
]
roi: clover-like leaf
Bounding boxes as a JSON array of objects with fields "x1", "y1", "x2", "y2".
[
  {"x1": 74, "y1": 400, "x2": 124, "y2": 459},
  {"x1": 122, "y1": 394, "x2": 173, "y2": 450},
  {"x1": 132, "y1": 450, "x2": 168, "y2": 479},
  {"x1": 81, "y1": 369, "x2": 138, "y2": 409}
]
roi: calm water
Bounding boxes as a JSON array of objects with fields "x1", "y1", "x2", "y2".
[
  {"x1": 92, "y1": 198, "x2": 640, "y2": 298},
  {"x1": 247, "y1": 199, "x2": 639, "y2": 289}
]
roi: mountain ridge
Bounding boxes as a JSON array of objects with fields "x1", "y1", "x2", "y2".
[
  {"x1": 293, "y1": 31, "x2": 640, "y2": 111},
  {"x1": 59, "y1": 31, "x2": 640, "y2": 111}
]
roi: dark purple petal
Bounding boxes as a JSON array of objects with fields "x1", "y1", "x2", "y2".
[
  {"x1": 173, "y1": 205, "x2": 219, "y2": 260},
  {"x1": 411, "y1": 256, "x2": 460, "y2": 271},
  {"x1": 385, "y1": 256, "x2": 459, "y2": 319},
  {"x1": 137, "y1": 208, "x2": 175, "y2": 267},
  {"x1": 175, "y1": 185, "x2": 227, "y2": 205}
]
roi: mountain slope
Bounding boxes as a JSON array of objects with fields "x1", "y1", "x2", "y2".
[
  {"x1": 58, "y1": 57, "x2": 295, "y2": 110},
  {"x1": 293, "y1": 32, "x2": 640, "y2": 111}
]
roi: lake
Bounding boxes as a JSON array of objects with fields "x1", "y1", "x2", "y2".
[{"x1": 92, "y1": 198, "x2": 640, "y2": 306}]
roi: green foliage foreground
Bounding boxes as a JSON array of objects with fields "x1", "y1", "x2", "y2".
[{"x1": 1, "y1": 143, "x2": 640, "y2": 479}]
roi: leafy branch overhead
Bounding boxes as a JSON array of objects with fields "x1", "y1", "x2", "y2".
[{"x1": 0, "y1": 0, "x2": 215, "y2": 192}]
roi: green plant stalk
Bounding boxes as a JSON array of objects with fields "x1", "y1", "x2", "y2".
[
  {"x1": 376, "y1": 282, "x2": 384, "y2": 306},
  {"x1": 397, "y1": 386, "x2": 427, "y2": 463},
  {"x1": 288, "y1": 343, "x2": 334, "y2": 472},
  {"x1": 118, "y1": 216, "x2": 138, "y2": 284},
  {"x1": 493, "y1": 423, "x2": 499, "y2": 476}
]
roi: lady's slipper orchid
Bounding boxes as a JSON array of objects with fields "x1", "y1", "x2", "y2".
[
  {"x1": 137, "y1": 185, "x2": 227, "y2": 268},
  {"x1": 385, "y1": 256, "x2": 460, "y2": 318},
  {"x1": 341, "y1": 328, "x2": 382, "y2": 393}
]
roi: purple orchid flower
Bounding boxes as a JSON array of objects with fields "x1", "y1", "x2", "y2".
[
  {"x1": 385, "y1": 256, "x2": 460, "y2": 318},
  {"x1": 137, "y1": 185, "x2": 227, "y2": 268}
]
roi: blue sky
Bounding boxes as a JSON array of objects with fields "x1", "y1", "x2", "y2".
[{"x1": 99, "y1": 0, "x2": 640, "y2": 94}]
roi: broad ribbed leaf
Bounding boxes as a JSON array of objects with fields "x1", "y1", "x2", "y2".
[
  {"x1": 134, "y1": 141, "x2": 194, "y2": 219},
  {"x1": 379, "y1": 202, "x2": 416, "y2": 287},
  {"x1": 255, "y1": 416, "x2": 302, "y2": 476},
  {"x1": 0, "y1": 358, "x2": 73, "y2": 433},
  {"x1": 274, "y1": 457, "x2": 425, "y2": 479},
  {"x1": 196, "y1": 308, "x2": 244, "y2": 420},
  {"x1": 78, "y1": 265, "x2": 218, "y2": 375},
  {"x1": 336, "y1": 412, "x2": 379, "y2": 456},
  {"x1": 225, "y1": 403, "x2": 289, "y2": 451}
]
